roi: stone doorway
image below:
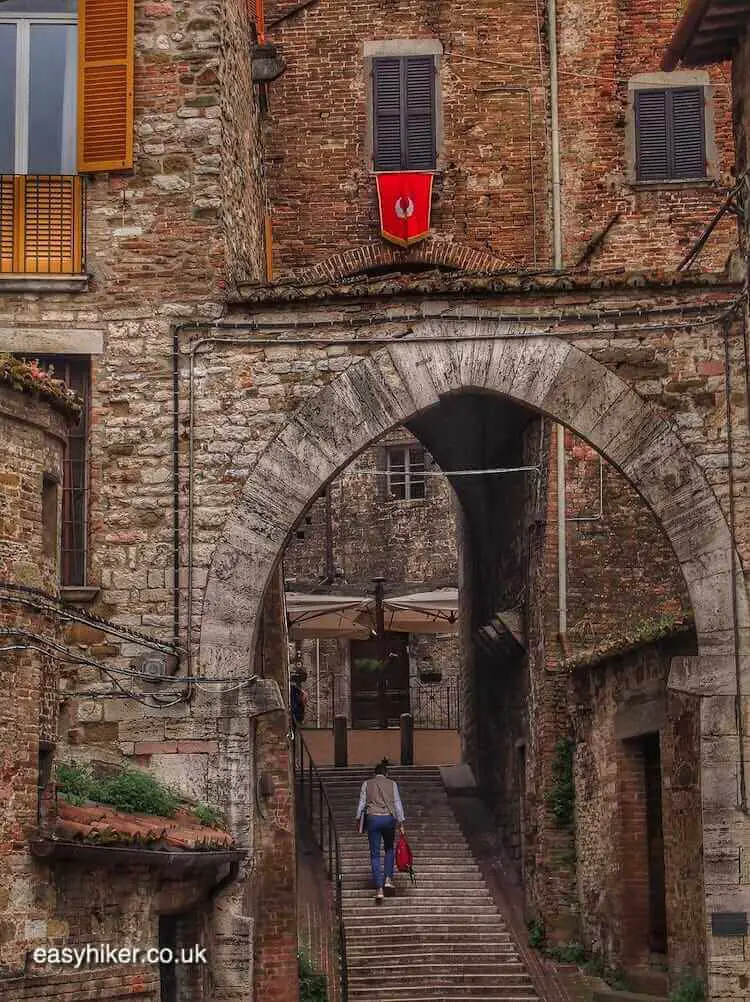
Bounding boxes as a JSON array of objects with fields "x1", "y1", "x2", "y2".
[{"x1": 619, "y1": 731, "x2": 669, "y2": 970}]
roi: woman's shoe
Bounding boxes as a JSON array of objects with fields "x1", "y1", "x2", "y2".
[
  {"x1": 375, "y1": 888, "x2": 384, "y2": 904},
  {"x1": 384, "y1": 877, "x2": 395, "y2": 896}
]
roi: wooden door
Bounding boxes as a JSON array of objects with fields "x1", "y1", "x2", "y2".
[{"x1": 350, "y1": 633, "x2": 410, "y2": 728}]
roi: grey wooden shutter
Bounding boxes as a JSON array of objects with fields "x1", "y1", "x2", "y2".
[
  {"x1": 670, "y1": 87, "x2": 705, "y2": 179},
  {"x1": 405, "y1": 56, "x2": 436, "y2": 170},
  {"x1": 373, "y1": 58, "x2": 403, "y2": 171},
  {"x1": 635, "y1": 89, "x2": 669, "y2": 181},
  {"x1": 635, "y1": 87, "x2": 705, "y2": 181}
]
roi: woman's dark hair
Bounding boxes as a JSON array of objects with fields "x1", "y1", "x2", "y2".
[{"x1": 374, "y1": 758, "x2": 389, "y2": 776}]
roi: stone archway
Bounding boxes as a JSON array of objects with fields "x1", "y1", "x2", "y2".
[
  {"x1": 199, "y1": 319, "x2": 750, "y2": 1000},
  {"x1": 200, "y1": 322, "x2": 747, "y2": 673}
]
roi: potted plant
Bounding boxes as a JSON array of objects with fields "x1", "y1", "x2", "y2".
[{"x1": 353, "y1": 658, "x2": 386, "y2": 675}]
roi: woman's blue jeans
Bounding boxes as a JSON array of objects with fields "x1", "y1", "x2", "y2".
[{"x1": 366, "y1": 814, "x2": 396, "y2": 889}]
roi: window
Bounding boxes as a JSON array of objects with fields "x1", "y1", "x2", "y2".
[
  {"x1": 0, "y1": 0, "x2": 135, "y2": 274},
  {"x1": 0, "y1": 1, "x2": 78, "y2": 177},
  {"x1": 386, "y1": 445, "x2": 426, "y2": 501},
  {"x1": 635, "y1": 87, "x2": 706, "y2": 182},
  {"x1": 372, "y1": 56, "x2": 436, "y2": 172},
  {"x1": 28, "y1": 355, "x2": 90, "y2": 585},
  {"x1": 0, "y1": 0, "x2": 83, "y2": 273}
]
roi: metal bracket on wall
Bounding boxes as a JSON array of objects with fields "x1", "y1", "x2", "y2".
[{"x1": 678, "y1": 170, "x2": 749, "y2": 271}]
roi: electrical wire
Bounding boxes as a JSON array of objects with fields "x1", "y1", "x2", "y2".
[
  {"x1": 0, "y1": 581, "x2": 181, "y2": 655},
  {"x1": 342, "y1": 464, "x2": 540, "y2": 477},
  {"x1": 0, "y1": 629, "x2": 256, "y2": 684},
  {"x1": 448, "y1": 47, "x2": 732, "y2": 91}
]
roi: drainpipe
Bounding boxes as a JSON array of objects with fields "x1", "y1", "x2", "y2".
[
  {"x1": 172, "y1": 328, "x2": 181, "y2": 657},
  {"x1": 556, "y1": 425, "x2": 568, "y2": 656},
  {"x1": 548, "y1": 0, "x2": 567, "y2": 653},
  {"x1": 548, "y1": 0, "x2": 563, "y2": 270}
]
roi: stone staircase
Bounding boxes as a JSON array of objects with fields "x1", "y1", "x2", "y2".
[{"x1": 316, "y1": 765, "x2": 540, "y2": 1002}]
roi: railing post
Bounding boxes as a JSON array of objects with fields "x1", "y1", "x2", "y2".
[
  {"x1": 318, "y1": 782, "x2": 323, "y2": 847},
  {"x1": 334, "y1": 714, "x2": 348, "y2": 767},
  {"x1": 307, "y1": 757, "x2": 313, "y2": 818},
  {"x1": 400, "y1": 712, "x2": 414, "y2": 766}
]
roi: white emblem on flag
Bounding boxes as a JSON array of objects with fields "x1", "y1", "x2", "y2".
[{"x1": 394, "y1": 196, "x2": 415, "y2": 220}]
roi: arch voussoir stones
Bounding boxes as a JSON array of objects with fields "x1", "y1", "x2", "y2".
[
  {"x1": 199, "y1": 332, "x2": 744, "y2": 683},
  {"x1": 540, "y1": 351, "x2": 630, "y2": 439}
]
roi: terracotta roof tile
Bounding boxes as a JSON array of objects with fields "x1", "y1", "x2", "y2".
[{"x1": 53, "y1": 801, "x2": 234, "y2": 850}]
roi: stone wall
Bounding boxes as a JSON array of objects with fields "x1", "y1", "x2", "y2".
[
  {"x1": 0, "y1": 382, "x2": 68, "y2": 975},
  {"x1": 284, "y1": 425, "x2": 460, "y2": 727},
  {"x1": 285, "y1": 427, "x2": 457, "y2": 589}
]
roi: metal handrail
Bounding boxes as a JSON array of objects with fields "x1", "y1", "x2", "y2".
[{"x1": 293, "y1": 730, "x2": 348, "y2": 1002}]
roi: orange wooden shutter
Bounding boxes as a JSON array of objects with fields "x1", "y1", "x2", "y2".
[
  {"x1": 77, "y1": 0, "x2": 135, "y2": 172},
  {"x1": 22, "y1": 177, "x2": 83, "y2": 274},
  {"x1": 0, "y1": 177, "x2": 15, "y2": 274}
]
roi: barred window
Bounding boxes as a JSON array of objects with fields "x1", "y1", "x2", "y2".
[{"x1": 27, "y1": 354, "x2": 89, "y2": 586}]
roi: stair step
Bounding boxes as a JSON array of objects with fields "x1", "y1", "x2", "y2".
[
  {"x1": 348, "y1": 951, "x2": 522, "y2": 963},
  {"x1": 349, "y1": 974, "x2": 532, "y2": 988},
  {"x1": 313, "y1": 766, "x2": 538, "y2": 1002},
  {"x1": 348, "y1": 989, "x2": 538, "y2": 998},
  {"x1": 348, "y1": 964, "x2": 529, "y2": 977},
  {"x1": 346, "y1": 931, "x2": 516, "y2": 945}
]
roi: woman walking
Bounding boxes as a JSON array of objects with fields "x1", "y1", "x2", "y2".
[{"x1": 355, "y1": 759, "x2": 406, "y2": 904}]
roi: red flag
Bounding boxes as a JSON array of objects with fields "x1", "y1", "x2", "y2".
[{"x1": 376, "y1": 172, "x2": 433, "y2": 247}]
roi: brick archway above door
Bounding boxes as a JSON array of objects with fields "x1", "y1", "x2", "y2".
[{"x1": 277, "y1": 238, "x2": 512, "y2": 286}]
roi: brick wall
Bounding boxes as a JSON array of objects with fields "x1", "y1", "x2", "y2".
[
  {"x1": 500, "y1": 417, "x2": 695, "y2": 940},
  {"x1": 297, "y1": 818, "x2": 342, "y2": 1002},
  {"x1": 0, "y1": 385, "x2": 68, "y2": 974},
  {"x1": 0, "y1": 967, "x2": 159, "y2": 1001},
  {"x1": 557, "y1": 0, "x2": 735, "y2": 272},
  {"x1": 262, "y1": 0, "x2": 735, "y2": 275},
  {"x1": 252, "y1": 572, "x2": 298, "y2": 1002},
  {"x1": 571, "y1": 633, "x2": 704, "y2": 984}
]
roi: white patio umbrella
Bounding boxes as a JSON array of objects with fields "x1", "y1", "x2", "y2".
[{"x1": 285, "y1": 588, "x2": 459, "y2": 638}]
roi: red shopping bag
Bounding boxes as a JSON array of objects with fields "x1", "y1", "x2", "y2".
[{"x1": 395, "y1": 833, "x2": 416, "y2": 884}]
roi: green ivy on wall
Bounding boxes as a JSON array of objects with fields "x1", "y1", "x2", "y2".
[
  {"x1": 546, "y1": 737, "x2": 575, "y2": 828},
  {"x1": 299, "y1": 951, "x2": 328, "y2": 1002}
]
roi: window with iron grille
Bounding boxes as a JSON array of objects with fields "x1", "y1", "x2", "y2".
[
  {"x1": 386, "y1": 445, "x2": 426, "y2": 501},
  {"x1": 29, "y1": 355, "x2": 89, "y2": 586},
  {"x1": 372, "y1": 56, "x2": 437, "y2": 172},
  {"x1": 635, "y1": 87, "x2": 706, "y2": 182}
]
